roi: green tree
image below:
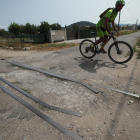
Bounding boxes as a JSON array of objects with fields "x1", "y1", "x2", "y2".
[
  {"x1": 32, "y1": 24, "x2": 38, "y2": 34},
  {"x1": 24, "y1": 23, "x2": 38, "y2": 34},
  {"x1": 0, "y1": 29, "x2": 8, "y2": 36},
  {"x1": 20, "y1": 24, "x2": 25, "y2": 34},
  {"x1": 8, "y1": 22, "x2": 21, "y2": 35},
  {"x1": 72, "y1": 24, "x2": 79, "y2": 31},
  {"x1": 24, "y1": 23, "x2": 32, "y2": 34},
  {"x1": 50, "y1": 23, "x2": 62, "y2": 30},
  {"x1": 38, "y1": 21, "x2": 50, "y2": 33}
]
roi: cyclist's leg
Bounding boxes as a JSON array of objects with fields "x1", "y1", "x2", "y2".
[
  {"x1": 102, "y1": 30, "x2": 108, "y2": 45},
  {"x1": 99, "y1": 29, "x2": 108, "y2": 53},
  {"x1": 100, "y1": 27, "x2": 108, "y2": 45},
  {"x1": 93, "y1": 26, "x2": 105, "y2": 47},
  {"x1": 101, "y1": 34, "x2": 108, "y2": 48}
]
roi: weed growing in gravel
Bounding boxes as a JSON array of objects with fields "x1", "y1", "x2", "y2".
[
  {"x1": 133, "y1": 38, "x2": 140, "y2": 59},
  {"x1": 18, "y1": 66, "x2": 29, "y2": 70},
  {"x1": 39, "y1": 105, "x2": 48, "y2": 111},
  {"x1": 129, "y1": 94, "x2": 140, "y2": 101},
  {"x1": 21, "y1": 88, "x2": 32, "y2": 94},
  {"x1": 136, "y1": 38, "x2": 140, "y2": 47},
  {"x1": 32, "y1": 42, "x2": 78, "y2": 51},
  {"x1": 12, "y1": 81, "x2": 20, "y2": 84},
  {"x1": 45, "y1": 74, "x2": 65, "y2": 81},
  {"x1": 133, "y1": 46, "x2": 138, "y2": 53},
  {"x1": 137, "y1": 51, "x2": 140, "y2": 59}
]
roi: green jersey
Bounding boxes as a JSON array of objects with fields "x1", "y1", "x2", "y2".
[{"x1": 97, "y1": 8, "x2": 118, "y2": 28}]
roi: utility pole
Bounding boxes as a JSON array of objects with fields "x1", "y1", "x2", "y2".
[{"x1": 136, "y1": 19, "x2": 138, "y2": 30}]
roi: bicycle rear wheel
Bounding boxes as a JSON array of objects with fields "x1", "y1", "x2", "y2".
[
  {"x1": 108, "y1": 41, "x2": 133, "y2": 64},
  {"x1": 79, "y1": 39, "x2": 96, "y2": 59}
]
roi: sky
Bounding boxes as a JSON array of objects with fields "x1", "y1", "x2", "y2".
[{"x1": 0, "y1": 0, "x2": 139, "y2": 30}]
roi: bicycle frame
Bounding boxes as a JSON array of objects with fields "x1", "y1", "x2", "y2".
[{"x1": 94, "y1": 31, "x2": 120, "y2": 54}]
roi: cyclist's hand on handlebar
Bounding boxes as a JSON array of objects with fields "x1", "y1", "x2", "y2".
[{"x1": 108, "y1": 31, "x2": 113, "y2": 34}]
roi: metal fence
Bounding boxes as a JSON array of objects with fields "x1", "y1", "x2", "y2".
[
  {"x1": 0, "y1": 34, "x2": 33, "y2": 43},
  {"x1": 33, "y1": 32, "x2": 50, "y2": 43},
  {"x1": 0, "y1": 32, "x2": 51, "y2": 44},
  {"x1": 67, "y1": 31, "x2": 78, "y2": 40},
  {"x1": 67, "y1": 30, "x2": 97, "y2": 40},
  {"x1": 0, "y1": 30, "x2": 97, "y2": 45},
  {"x1": 80, "y1": 30, "x2": 97, "y2": 39}
]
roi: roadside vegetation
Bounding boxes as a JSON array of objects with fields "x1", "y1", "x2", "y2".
[
  {"x1": 0, "y1": 39, "x2": 79, "y2": 51},
  {"x1": 0, "y1": 30, "x2": 139, "y2": 51},
  {"x1": 133, "y1": 37, "x2": 140, "y2": 59},
  {"x1": 114, "y1": 29, "x2": 138, "y2": 36},
  {"x1": 31, "y1": 42, "x2": 79, "y2": 51}
]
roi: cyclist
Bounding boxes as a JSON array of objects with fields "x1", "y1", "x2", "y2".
[{"x1": 91, "y1": 0, "x2": 125, "y2": 53}]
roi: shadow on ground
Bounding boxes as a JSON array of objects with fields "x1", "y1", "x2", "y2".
[{"x1": 75, "y1": 57, "x2": 128, "y2": 73}]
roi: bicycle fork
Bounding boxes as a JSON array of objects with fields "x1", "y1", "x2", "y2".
[{"x1": 114, "y1": 41, "x2": 122, "y2": 54}]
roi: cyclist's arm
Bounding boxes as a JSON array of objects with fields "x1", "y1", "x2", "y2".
[
  {"x1": 112, "y1": 21, "x2": 118, "y2": 30},
  {"x1": 104, "y1": 17, "x2": 111, "y2": 34}
]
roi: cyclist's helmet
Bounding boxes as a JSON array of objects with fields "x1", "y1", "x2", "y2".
[{"x1": 116, "y1": 0, "x2": 125, "y2": 6}]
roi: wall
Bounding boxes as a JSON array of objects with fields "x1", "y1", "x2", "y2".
[{"x1": 50, "y1": 28, "x2": 67, "y2": 43}]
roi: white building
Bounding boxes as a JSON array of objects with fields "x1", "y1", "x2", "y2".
[{"x1": 120, "y1": 24, "x2": 137, "y2": 30}]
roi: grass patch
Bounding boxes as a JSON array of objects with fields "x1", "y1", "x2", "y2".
[
  {"x1": 18, "y1": 66, "x2": 29, "y2": 70},
  {"x1": 12, "y1": 81, "x2": 20, "y2": 84},
  {"x1": 137, "y1": 51, "x2": 140, "y2": 59},
  {"x1": 136, "y1": 38, "x2": 140, "y2": 47},
  {"x1": 21, "y1": 88, "x2": 32, "y2": 94},
  {"x1": 12, "y1": 65, "x2": 29, "y2": 70},
  {"x1": 114, "y1": 30, "x2": 138, "y2": 36},
  {"x1": 126, "y1": 51, "x2": 130, "y2": 57},
  {"x1": 0, "y1": 41, "x2": 32, "y2": 50},
  {"x1": 129, "y1": 94, "x2": 140, "y2": 101},
  {"x1": 45, "y1": 74, "x2": 65, "y2": 81},
  {"x1": 6, "y1": 42, "x2": 25, "y2": 49},
  {"x1": 39, "y1": 104, "x2": 48, "y2": 111},
  {"x1": 133, "y1": 38, "x2": 140, "y2": 59},
  {"x1": 31, "y1": 42, "x2": 78, "y2": 51},
  {"x1": 133, "y1": 46, "x2": 138, "y2": 53}
]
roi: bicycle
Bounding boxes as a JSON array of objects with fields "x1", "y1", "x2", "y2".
[{"x1": 79, "y1": 30, "x2": 133, "y2": 64}]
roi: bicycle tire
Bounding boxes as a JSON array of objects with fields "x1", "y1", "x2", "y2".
[
  {"x1": 108, "y1": 41, "x2": 133, "y2": 64},
  {"x1": 79, "y1": 39, "x2": 96, "y2": 59}
]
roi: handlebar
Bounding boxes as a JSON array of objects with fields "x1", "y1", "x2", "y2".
[
  {"x1": 112, "y1": 30, "x2": 119, "y2": 36},
  {"x1": 108, "y1": 30, "x2": 119, "y2": 37}
]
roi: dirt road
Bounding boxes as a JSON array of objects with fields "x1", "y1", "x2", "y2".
[{"x1": 0, "y1": 32, "x2": 140, "y2": 140}]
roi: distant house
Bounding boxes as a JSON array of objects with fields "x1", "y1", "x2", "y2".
[
  {"x1": 126, "y1": 24, "x2": 136, "y2": 30},
  {"x1": 119, "y1": 26, "x2": 125, "y2": 30},
  {"x1": 120, "y1": 24, "x2": 136, "y2": 30}
]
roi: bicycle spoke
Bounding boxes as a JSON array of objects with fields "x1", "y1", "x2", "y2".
[
  {"x1": 108, "y1": 41, "x2": 133, "y2": 64},
  {"x1": 79, "y1": 40, "x2": 96, "y2": 59}
]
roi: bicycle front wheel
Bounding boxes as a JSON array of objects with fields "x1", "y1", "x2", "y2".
[
  {"x1": 79, "y1": 39, "x2": 96, "y2": 59},
  {"x1": 108, "y1": 41, "x2": 133, "y2": 64}
]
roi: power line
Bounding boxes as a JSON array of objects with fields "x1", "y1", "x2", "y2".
[{"x1": 125, "y1": 4, "x2": 137, "y2": 21}]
